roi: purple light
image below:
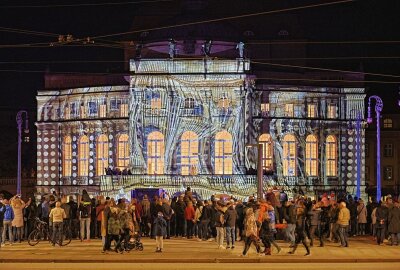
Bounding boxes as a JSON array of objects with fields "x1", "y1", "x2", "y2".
[{"x1": 367, "y1": 117, "x2": 373, "y2": 124}]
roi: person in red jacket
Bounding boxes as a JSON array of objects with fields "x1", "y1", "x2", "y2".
[{"x1": 184, "y1": 201, "x2": 195, "y2": 239}]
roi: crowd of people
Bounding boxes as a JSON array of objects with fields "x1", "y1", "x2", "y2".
[{"x1": 0, "y1": 186, "x2": 400, "y2": 257}]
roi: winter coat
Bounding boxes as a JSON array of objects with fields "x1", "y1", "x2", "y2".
[
  {"x1": 61, "y1": 203, "x2": 71, "y2": 219},
  {"x1": 357, "y1": 203, "x2": 367, "y2": 224},
  {"x1": 388, "y1": 207, "x2": 400, "y2": 233},
  {"x1": 337, "y1": 207, "x2": 350, "y2": 226},
  {"x1": 284, "y1": 204, "x2": 296, "y2": 224},
  {"x1": 3, "y1": 204, "x2": 14, "y2": 221},
  {"x1": 371, "y1": 208, "x2": 377, "y2": 225},
  {"x1": 224, "y1": 206, "x2": 237, "y2": 227},
  {"x1": 11, "y1": 199, "x2": 25, "y2": 227},
  {"x1": 154, "y1": 216, "x2": 167, "y2": 237},
  {"x1": 375, "y1": 205, "x2": 389, "y2": 229},
  {"x1": 260, "y1": 219, "x2": 274, "y2": 238},
  {"x1": 200, "y1": 205, "x2": 212, "y2": 221},
  {"x1": 308, "y1": 208, "x2": 321, "y2": 226},
  {"x1": 215, "y1": 210, "x2": 225, "y2": 227},
  {"x1": 107, "y1": 207, "x2": 121, "y2": 235},
  {"x1": 244, "y1": 213, "x2": 258, "y2": 237},
  {"x1": 184, "y1": 205, "x2": 195, "y2": 221}
]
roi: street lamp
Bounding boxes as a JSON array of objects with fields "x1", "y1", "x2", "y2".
[
  {"x1": 367, "y1": 96, "x2": 383, "y2": 202},
  {"x1": 348, "y1": 110, "x2": 363, "y2": 199},
  {"x1": 246, "y1": 143, "x2": 263, "y2": 199},
  {"x1": 16, "y1": 110, "x2": 29, "y2": 195}
]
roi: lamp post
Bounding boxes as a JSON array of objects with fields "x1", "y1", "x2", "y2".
[
  {"x1": 16, "y1": 110, "x2": 29, "y2": 195},
  {"x1": 367, "y1": 96, "x2": 383, "y2": 202},
  {"x1": 246, "y1": 143, "x2": 263, "y2": 199},
  {"x1": 348, "y1": 110, "x2": 363, "y2": 199}
]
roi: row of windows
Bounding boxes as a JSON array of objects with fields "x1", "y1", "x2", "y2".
[
  {"x1": 365, "y1": 166, "x2": 394, "y2": 181},
  {"x1": 261, "y1": 103, "x2": 337, "y2": 118},
  {"x1": 259, "y1": 134, "x2": 338, "y2": 177},
  {"x1": 365, "y1": 143, "x2": 396, "y2": 158}
]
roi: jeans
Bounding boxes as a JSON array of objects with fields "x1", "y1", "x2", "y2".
[
  {"x1": 376, "y1": 226, "x2": 386, "y2": 244},
  {"x1": 2, "y1": 220, "x2": 13, "y2": 244},
  {"x1": 216, "y1": 227, "x2": 225, "y2": 246},
  {"x1": 186, "y1": 220, "x2": 194, "y2": 238},
  {"x1": 243, "y1": 235, "x2": 261, "y2": 255},
  {"x1": 338, "y1": 225, "x2": 349, "y2": 247},
  {"x1": 226, "y1": 226, "x2": 235, "y2": 247},
  {"x1": 52, "y1": 222, "x2": 63, "y2": 245},
  {"x1": 286, "y1": 223, "x2": 296, "y2": 245},
  {"x1": 13, "y1": 226, "x2": 23, "y2": 242},
  {"x1": 391, "y1": 233, "x2": 400, "y2": 245},
  {"x1": 80, "y1": 218, "x2": 91, "y2": 240},
  {"x1": 200, "y1": 220, "x2": 209, "y2": 240}
]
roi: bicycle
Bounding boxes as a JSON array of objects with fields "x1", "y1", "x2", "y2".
[{"x1": 28, "y1": 217, "x2": 72, "y2": 246}]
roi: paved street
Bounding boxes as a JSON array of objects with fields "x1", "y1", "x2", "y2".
[{"x1": 0, "y1": 236, "x2": 399, "y2": 270}]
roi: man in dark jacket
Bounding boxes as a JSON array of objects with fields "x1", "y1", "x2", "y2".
[
  {"x1": 388, "y1": 200, "x2": 400, "y2": 245},
  {"x1": 348, "y1": 198, "x2": 358, "y2": 236},
  {"x1": 284, "y1": 200, "x2": 296, "y2": 247},
  {"x1": 224, "y1": 201, "x2": 237, "y2": 249},
  {"x1": 174, "y1": 195, "x2": 186, "y2": 237},
  {"x1": 199, "y1": 200, "x2": 212, "y2": 241},
  {"x1": 68, "y1": 196, "x2": 79, "y2": 239},
  {"x1": 161, "y1": 199, "x2": 173, "y2": 239},
  {"x1": 375, "y1": 201, "x2": 389, "y2": 245},
  {"x1": 235, "y1": 200, "x2": 245, "y2": 241}
]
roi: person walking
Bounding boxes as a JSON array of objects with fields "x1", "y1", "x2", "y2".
[
  {"x1": 49, "y1": 201, "x2": 66, "y2": 246},
  {"x1": 337, "y1": 201, "x2": 350, "y2": 248},
  {"x1": 241, "y1": 208, "x2": 261, "y2": 256},
  {"x1": 224, "y1": 201, "x2": 237, "y2": 249},
  {"x1": 308, "y1": 202, "x2": 321, "y2": 247},
  {"x1": 357, "y1": 200, "x2": 367, "y2": 235},
  {"x1": 154, "y1": 212, "x2": 167, "y2": 253},
  {"x1": 284, "y1": 199, "x2": 296, "y2": 247},
  {"x1": 288, "y1": 200, "x2": 311, "y2": 256},
  {"x1": 388, "y1": 199, "x2": 400, "y2": 246},
  {"x1": 259, "y1": 212, "x2": 281, "y2": 255}
]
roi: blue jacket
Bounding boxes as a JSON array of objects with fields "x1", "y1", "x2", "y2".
[
  {"x1": 3, "y1": 204, "x2": 14, "y2": 221},
  {"x1": 153, "y1": 216, "x2": 167, "y2": 237}
]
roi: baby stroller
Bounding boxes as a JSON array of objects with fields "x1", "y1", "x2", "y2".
[{"x1": 127, "y1": 232, "x2": 144, "y2": 251}]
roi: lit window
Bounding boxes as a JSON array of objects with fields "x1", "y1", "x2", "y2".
[
  {"x1": 326, "y1": 135, "x2": 337, "y2": 176},
  {"x1": 70, "y1": 102, "x2": 78, "y2": 117},
  {"x1": 261, "y1": 103, "x2": 270, "y2": 116},
  {"x1": 384, "y1": 118, "x2": 393, "y2": 128},
  {"x1": 78, "y1": 135, "x2": 89, "y2": 176},
  {"x1": 151, "y1": 97, "x2": 162, "y2": 110},
  {"x1": 110, "y1": 98, "x2": 121, "y2": 111},
  {"x1": 120, "y1": 103, "x2": 128, "y2": 117},
  {"x1": 218, "y1": 96, "x2": 230, "y2": 109},
  {"x1": 96, "y1": 135, "x2": 108, "y2": 176},
  {"x1": 99, "y1": 104, "x2": 107, "y2": 118},
  {"x1": 88, "y1": 101, "x2": 98, "y2": 116},
  {"x1": 215, "y1": 130, "x2": 233, "y2": 174},
  {"x1": 80, "y1": 103, "x2": 86, "y2": 118},
  {"x1": 384, "y1": 144, "x2": 393, "y2": 157},
  {"x1": 181, "y1": 131, "x2": 198, "y2": 175},
  {"x1": 327, "y1": 104, "x2": 336, "y2": 118},
  {"x1": 282, "y1": 134, "x2": 297, "y2": 176},
  {"x1": 259, "y1": 134, "x2": 273, "y2": 171},
  {"x1": 305, "y1": 135, "x2": 318, "y2": 176},
  {"x1": 63, "y1": 136, "x2": 72, "y2": 177},
  {"x1": 64, "y1": 106, "x2": 71, "y2": 120},
  {"x1": 147, "y1": 131, "x2": 164, "y2": 174},
  {"x1": 184, "y1": 98, "x2": 195, "y2": 109},
  {"x1": 284, "y1": 104, "x2": 294, "y2": 117},
  {"x1": 117, "y1": 134, "x2": 129, "y2": 169},
  {"x1": 384, "y1": 166, "x2": 393, "y2": 181},
  {"x1": 307, "y1": 104, "x2": 317, "y2": 118}
]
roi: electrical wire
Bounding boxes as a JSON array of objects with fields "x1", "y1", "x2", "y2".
[
  {"x1": 90, "y1": 0, "x2": 357, "y2": 39},
  {"x1": 0, "y1": 26, "x2": 59, "y2": 37},
  {"x1": 0, "y1": 0, "x2": 172, "y2": 8}
]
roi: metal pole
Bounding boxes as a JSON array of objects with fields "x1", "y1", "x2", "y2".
[
  {"x1": 257, "y1": 143, "x2": 263, "y2": 199},
  {"x1": 355, "y1": 112, "x2": 362, "y2": 199},
  {"x1": 16, "y1": 110, "x2": 28, "y2": 195}
]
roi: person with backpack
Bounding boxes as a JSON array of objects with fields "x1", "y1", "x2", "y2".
[{"x1": 79, "y1": 191, "x2": 92, "y2": 242}]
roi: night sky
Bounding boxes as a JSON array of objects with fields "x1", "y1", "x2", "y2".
[{"x1": 0, "y1": 0, "x2": 399, "y2": 176}]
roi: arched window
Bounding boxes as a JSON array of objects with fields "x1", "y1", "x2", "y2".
[
  {"x1": 215, "y1": 130, "x2": 233, "y2": 174},
  {"x1": 117, "y1": 134, "x2": 129, "y2": 168},
  {"x1": 96, "y1": 135, "x2": 108, "y2": 176},
  {"x1": 63, "y1": 136, "x2": 72, "y2": 177},
  {"x1": 181, "y1": 131, "x2": 198, "y2": 175},
  {"x1": 282, "y1": 134, "x2": 297, "y2": 176},
  {"x1": 326, "y1": 135, "x2": 337, "y2": 177},
  {"x1": 306, "y1": 135, "x2": 318, "y2": 176},
  {"x1": 259, "y1": 134, "x2": 273, "y2": 170},
  {"x1": 78, "y1": 135, "x2": 89, "y2": 177},
  {"x1": 147, "y1": 131, "x2": 164, "y2": 174}
]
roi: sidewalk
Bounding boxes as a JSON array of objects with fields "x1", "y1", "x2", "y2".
[{"x1": 0, "y1": 236, "x2": 399, "y2": 263}]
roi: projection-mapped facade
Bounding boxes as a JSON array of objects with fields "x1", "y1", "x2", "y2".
[{"x1": 36, "y1": 59, "x2": 366, "y2": 199}]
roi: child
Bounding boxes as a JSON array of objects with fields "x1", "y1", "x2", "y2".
[
  {"x1": 154, "y1": 212, "x2": 167, "y2": 252},
  {"x1": 259, "y1": 212, "x2": 281, "y2": 255}
]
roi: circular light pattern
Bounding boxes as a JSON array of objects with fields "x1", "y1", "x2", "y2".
[
  {"x1": 341, "y1": 144, "x2": 346, "y2": 150},
  {"x1": 37, "y1": 180, "x2": 42, "y2": 185},
  {"x1": 347, "y1": 172, "x2": 352, "y2": 178},
  {"x1": 44, "y1": 181, "x2": 49, "y2": 185},
  {"x1": 348, "y1": 145, "x2": 353, "y2": 150},
  {"x1": 51, "y1": 151, "x2": 56, "y2": 156},
  {"x1": 90, "y1": 143, "x2": 94, "y2": 149},
  {"x1": 51, "y1": 158, "x2": 56, "y2": 163},
  {"x1": 347, "y1": 166, "x2": 352, "y2": 171},
  {"x1": 108, "y1": 135, "x2": 113, "y2": 139},
  {"x1": 341, "y1": 173, "x2": 345, "y2": 178},
  {"x1": 37, "y1": 151, "x2": 41, "y2": 156},
  {"x1": 73, "y1": 180, "x2": 77, "y2": 185},
  {"x1": 362, "y1": 166, "x2": 365, "y2": 172},
  {"x1": 72, "y1": 144, "x2": 77, "y2": 149},
  {"x1": 90, "y1": 135, "x2": 94, "y2": 141},
  {"x1": 361, "y1": 138, "x2": 365, "y2": 143},
  {"x1": 37, "y1": 158, "x2": 42, "y2": 164},
  {"x1": 51, "y1": 137, "x2": 56, "y2": 142},
  {"x1": 51, "y1": 166, "x2": 56, "y2": 171},
  {"x1": 37, "y1": 173, "x2": 42, "y2": 178},
  {"x1": 348, "y1": 159, "x2": 353, "y2": 164},
  {"x1": 51, "y1": 174, "x2": 56, "y2": 178},
  {"x1": 44, "y1": 166, "x2": 49, "y2": 171},
  {"x1": 38, "y1": 145, "x2": 42, "y2": 150},
  {"x1": 37, "y1": 166, "x2": 42, "y2": 171},
  {"x1": 89, "y1": 172, "x2": 94, "y2": 177},
  {"x1": 109, "y1": 158, "x2": 113, "y2": 163},
  {"x1": 51, "y1": 181, "x2": 56, "y2": 185},
  {"x1": 89, "y1": 158, "x2": 94, "y2": 163},
  {"x1": 72, "y1": 152, "x2": 77, "y2": 156},
  {"x1": 72, "y1": 166, "x2": 77, "y2": 170},
  {"x1": 348, "y1": 152, "x2": 353, "y2": 157},
  {"x1": 51, "y1": 144, "x2": 56, "y2": 149},
  {"x1": 346, "y1": 180, "x2": 352, "y2": 185},
  {"x1": 89, "y1": 179, "x2": 94, "y2": 184},
  {"x1": 37, "y1": 131, "x2": 42, "y2": 135},
  {"x1": 89, "y1": 151, "x2": 94, "y2": 156},
  {"x1": 348, "y1": 138, "x2": 353, "y2": 143},
  {"x1": 73, "y1": 136, "x2": 77, "y2": 141},
  {"x1": 44, "y1": 144, "x2": 49, "y2": 149},
  {"x1": 37, "y1": 138, "x2": 42, "y2": 143},
  {"x1": 44, "y1": 173, "x2": 49, "y2": 178},
  {"x1": 73, "y1": 173, "x2": 77, "y2": 177},
  {"x1": 109, "y1": 151, "x2": 113, "y2": 155},
  {"x1": 44, "y1": 159, "x2": 49, "y2": 163},
  {"x1": 44, "y1": 137, "x2": 49, "y2": 142},
  {"x1": 72, "y1": 159, "x2": 77, "y2": 164},
  {"x1": 109, "y1": 143, "x2": 113, "y2": 147},
  {"x1": 89, "y1": 165, "x2": 94, "y2": 170},
  {"x1": 341, "y1": 159, "x2": 346, "y2": 163},
  {"x1": 59, "y1": 181, "x2": 63, "y2": 185},
  {"x1": 44, "y1": 152, "x2": 49, "y2": 157}
]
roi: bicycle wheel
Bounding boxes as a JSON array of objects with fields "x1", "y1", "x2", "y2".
[
  {"x1": 60, "y1": 231, "x2": 72, "y2": 246},
  {"x1": 28, "y1": 230, "x2": 43, "y2": 246}
]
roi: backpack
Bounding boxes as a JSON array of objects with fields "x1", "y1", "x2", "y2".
[{"x1": 80, "y1": 204, "x2": 90, "y2": 218}]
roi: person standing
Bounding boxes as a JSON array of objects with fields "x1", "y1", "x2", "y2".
[
  {"x1": 184, "y1": 201, "x2": 195, "y2": 239},
  {"x1": 1, "y1": 199, "x2": 14, "y2": 246},
  {"x1": 337, "y1": 201, "x2": 350, "y2": 248},
  {"x1": 215, "y1": 202, "x2": 226, "y2": 249},
  {"x1": 79, "y1": 191, "x2": 92, "y2": 242},
  {"x1": 388, "y1": 199, "x2": 400, "y2": 245},
  {"x1": 224, "y1": 201, "x2": 237, "y2": 249},
  {"x1": 199, "y1": 200, "x2": 212, "y2": 241},
  {"x1": 357, "y1": 200, "x2": 367, "y2": 235},
  {"x1": 49, "y1": 202, "x2": 66, "y2": 246},
  {"x1": 10, "y1": 195, "x2": 25, "y2": 243},
  {"x1": 68, "y1": 196, "x2": 79, "y2": 239},
  {"x1": 0, "y1": 196, "x2": 5, "y2": 247},
  {"x1": 154, "y1": 212, "x2": 167, "y2": 253},
  {"x1": 308, "y1": 202, "x2": 321, "y2": 247},
  {"x1": 375, "y1": 201, "x2": 389, "y2": 245},
  {"x1": 284, "y1": 199, "x2": 296, "y2": 247}
]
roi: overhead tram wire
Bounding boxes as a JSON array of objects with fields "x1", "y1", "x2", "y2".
[
  {"x1": 89, "y1": 0, "x2": 357, "y2": 40},
  {"x1": 0, "y1": 0, "x2": 172, "y2": 8}
]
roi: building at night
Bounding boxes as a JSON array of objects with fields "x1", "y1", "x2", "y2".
[{"x1": 35, "y1": 0, "x2": 367, "y2": 199}]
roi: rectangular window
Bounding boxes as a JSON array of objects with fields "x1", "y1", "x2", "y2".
[
  {"x1": 120, "y1": 103, "x2": 128, "y2": 117},
  {"x1": 64, "y1": 106, "x2": 70, "y2": 120},
  {"x1": 284, "y1": 104, "x2": 294, "y2": 117},
  {"x1": 384, "y1": 144, "x2": 393, "y2": 157},
  {"x1": 70, "y1": 102, "x2": 78, "y2": 117},
  {"x1": 99, "y1": 104, "x2": 107, "y2": 118},
  {"x1": 88, "y1": 101, "x2": 98, "y2": 116},
  {"x1": 261, "y1": 103, "x2": 270, "y2": 116},
  {"x1": 110, "y1": 98, "x2": 121, "y2": 111},
  {"x1": 80, "y1": 104, "x2": 86, "y2": 118},
  {"x1": 307, "y1": 104, "x2": 317, "y2": 118},
  {"x1": 384, "y1": 166, "x2": 393, "y2": 181},
  {"x1": 327, "y1": 104, "x2": 337, "y2": 118}
]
